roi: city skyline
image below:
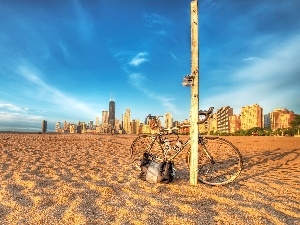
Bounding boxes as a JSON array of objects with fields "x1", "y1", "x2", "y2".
[
  {"x1": 1, "y1": 0, "x2": 300, "y2": 132},
  {"x1": 18, "y1": 102, "x2": 299, "y2": 133}
]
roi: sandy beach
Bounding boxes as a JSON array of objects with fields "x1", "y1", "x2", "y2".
[{"x1": 0, "y1": 133, "x2": 299, "y2": 225}]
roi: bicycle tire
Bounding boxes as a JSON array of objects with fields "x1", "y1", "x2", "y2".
[
  {"x1": 187, "y1": 136, "x2": 243, "y2": 186},
  {"x1": 130, "y1": 135, "x2": 164, "y2": 170}
]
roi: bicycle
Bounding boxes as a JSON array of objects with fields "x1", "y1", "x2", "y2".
[{"x1": 130, "y1": 107, "x2": 243, "y2": 186}]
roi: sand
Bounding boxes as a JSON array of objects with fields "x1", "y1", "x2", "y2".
[{"x1": 0, "y1": 133, "x2": 299, "y2": 225}]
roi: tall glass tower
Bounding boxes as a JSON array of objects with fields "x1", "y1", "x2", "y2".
[{"x1": 108, "y1": 99, "x2": 115, "y2": 127}]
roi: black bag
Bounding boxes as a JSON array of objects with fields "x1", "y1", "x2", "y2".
[{"x1": 140, "y1": 152, "x2": 175, "y2": 183}]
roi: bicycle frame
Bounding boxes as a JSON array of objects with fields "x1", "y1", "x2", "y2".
[
  {"x1": 144, "y1": 107, "x2": 216, "y2": 162},
  {"x1": 158, "y1": 133, "x2": 214, "y2": 165}
]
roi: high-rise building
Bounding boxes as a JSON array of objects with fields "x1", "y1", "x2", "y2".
[
  {"x1": 96, "y1": 117, "x2": 99, "y2": 126},
  {"x1": 88, "y1": 121, "x2": 93, "y2": 129},
  {"x1": 55, "y1": 122, "x2": 61, "y2": 132},
  {"x1": 264, "y1": 114, "x2": 271, "y2": 129},
  {"x1": 114, "y1": 119, "x2": 120, "y2": 131},
  {"x1": 42, "y1": 120, "x2": 47, "y2": 133},
  {"x1": 102, "y1": 111, "x2": 108, "y2": 125},
  {"x1": 63, "y1": 121, "x2": 69, "y2": 131},
  {"x1": 229, "y1": 115, "x2": 241, "y2": 133},
  {"x1": 207, "y1": 113, "x2": 218, "y2": 134},
  {"x1": 108, "y1": 100, "x2": 115, "y2": 127},
  {"x1": 270, "y1": 108, "x2": 295, "y2": 130},
  {"x1": 124, "y1": 109, "x2": 131, "y2": 134},
  {"x1": 217, "y1": 106, "x2": 233, "y2": 133},
  {"x1": 164, "y1": 112, "x2": 173, "y2": 133},
  {"x1": 70, "y1": 124, "x2": 76, "y2": 133},
  {"x1": 240, "y1": 103, "x2": 263, "y2": 130},
  {"x1": 131, "y1": 119, "x2": 140, "y2": 134}
]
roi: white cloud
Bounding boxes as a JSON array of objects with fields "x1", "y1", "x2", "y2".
[
  {"x1": 203, "y1": 34, "x2": 300, "y2": 114},
  {"x1": 128, "y1": 72, "x2": 181, "y2": 115},
  {"x1": 0, "y1": 102, "x2": 44, "y2": 124},
  {"x1": 74, "y1": 0, "x2": 93, "y2": 41},
  {"x1": 170, "y1": 52, "x2": 178, "y2": 61},
  {"x1": 201, "y1": 0, "x2": 222, "y2": 10},
  {"x1": 59, "y1": 41, "x2": 71, "y2": 62},
  {"x1": 155, "y1": 30, "x2": 168, "y2": 36},
  {"x1": 234, "y1": 35, "x2": 300, "y2": 83},
  {"x1": 128, "y1": 73, "x2": 145, "y2": 87},
  {"x1": 0, "y1": 109, "x2": 42, "y2": 122},
  {"x1": 143, "y1": 13, "x2": 171, "y2": 25},
  {"x1": 242, "y1": 57, "x2": 259, "y2": 62},
  {"x1": 129, "y1": 52, "x2": 149, "y2": 67},
  {"x1": 15, "y1": 64, "x2": 99, "y2": 120},
  {"x1": 0, "y1": 103, "x2": 27, "y2": 112}
]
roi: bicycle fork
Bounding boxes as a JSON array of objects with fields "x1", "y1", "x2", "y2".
[{"x1": 199, "y1": 137, "x2": 215, "y2": 164}]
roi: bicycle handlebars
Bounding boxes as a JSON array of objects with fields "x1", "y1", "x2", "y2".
[{"x1": 198, "y1": 107, "x2": 214, "y2": 124}]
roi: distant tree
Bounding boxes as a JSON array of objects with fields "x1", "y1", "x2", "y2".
[
  {"x1": 291, "y1": 114, "x2": 300, "y2": 128},
  {"x1": 274, "y1": 128, "x2": 283, "y2": 136},
  {"x1": 234, "y1": 129, "x2": 251, "y2": 136},
  {"x1": 284, "y1": 128, "x2": 294, "y2": 136},
  {"x1": 233, "y1": 127, "x2": 273, "y2": 136}
]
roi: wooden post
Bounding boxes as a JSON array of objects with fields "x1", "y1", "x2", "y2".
[{"x1": 190, "y1": 0, "x2": 199, "y2": 185}]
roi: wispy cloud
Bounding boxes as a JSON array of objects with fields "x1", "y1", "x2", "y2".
[
  {"x1": 170, "y1": 52, "x2": 179, "y2": 61},
  {"x1": 118, "y1": 49, "x2": 182, "y2": 115},
  {"x1": 59, "y1": 41, "x2": 71, "y2": 63},
  {"x1": 16, "y1": 64, "x2": 98, "y2": 120},
  {"x1": 0, "y1": 103, "x2": 42, "y2": 122},
  {"x1": 128, "y1": 73, "x2": 180, "y2": 115},
  {"x1": 0, "y1": 112, "x2": 42, "y2": 122},
  {"x1": 0, "y1": 103, "x2": 27, "y2": 113},
  {"x1": 201, "y1": 0, "x2": 222, "y2": 10},
  {"x1": 129, "y1": 52, "x2": 149, "y2": 67},
  {"x1": 74, "y1": 0, "x2": 93, "y2": 41},
  {"x1": 235, "y1": 35, "x2": 300, "y2": 82},
  {"x1": 242, "y1": 57, "x2": 259, "y2": 62},
  {"x1": 202, "y1": 34, "x2": 300, "y2": 114},
  {"x1": 143, "y1": 13, "x2": 171, "y2": 25},
  {"x1": 128, "y1": 73, "x2": 145, "y2": 87},
  {"x1": 143, "y1": 13, "x2": 171, "y2": 38},
  {"x1": 155, "y1": 30, "x2": 168, "y2": 36}
]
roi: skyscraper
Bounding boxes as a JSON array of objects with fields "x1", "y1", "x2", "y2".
[
  {"x1": 240, "y1": 103, "x2": 263, "y2": 130},
  {"x1": 164, "y1": 112, "x2": 173, "y2": 132},
  {"x1": 55, "y1": 122, "x2": 61, "y2": 132},
  {"x1": 102, "y1": 111, "x2": 108, "y2": 125},
  {"x1": 42, "y1": 120, "x2": 47, "y2": 133},
  {"x1": 217, "y1": 106, "x2": 233, "y2": 133},
  {"x1": 108, "y1": 99, "x2": 115, "y2": 127},
  {"x1": 124, "y1": 109, "x2": 131, "y2": 134}
]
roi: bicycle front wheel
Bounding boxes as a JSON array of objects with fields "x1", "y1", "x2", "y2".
[
  {"x1": 198, "y1": 137, "x2": 242, "y2": 185},
  {"x1": 130, "y1": 135, "x2": 164, "y2": 170}
]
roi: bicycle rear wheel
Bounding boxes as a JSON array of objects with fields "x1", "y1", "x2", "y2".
[
  {"x1": 198, "y1": 137, "x2": 243, "y2": 185},
  {"x1": 130, "y1": 135, "x2": 164, "y2": 170}
]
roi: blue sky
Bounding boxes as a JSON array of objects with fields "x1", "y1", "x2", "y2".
[{"x1": 1, "y1": 0, "x2": 300, "y2": 132}]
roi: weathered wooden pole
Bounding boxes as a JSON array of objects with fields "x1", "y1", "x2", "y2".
[{"x1": 190, "y1": 0, "x2": 199, "y2": 185}]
